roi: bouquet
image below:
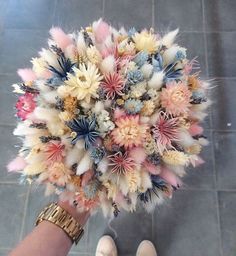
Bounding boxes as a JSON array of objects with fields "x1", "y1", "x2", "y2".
[{"x1": 8, "y1": 19, "x2": 210, "y2": 217}]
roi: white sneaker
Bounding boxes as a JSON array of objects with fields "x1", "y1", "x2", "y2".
[
  {"x1": 136, "y1": 240, "x2": 157, "y2": 256},
  {"x1": 95, "y1": 235, "x2": 118, "y2": 256}
]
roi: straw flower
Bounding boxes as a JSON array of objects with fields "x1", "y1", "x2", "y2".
[
  {"x1": 160, "y1": 81, "x2": 191, "y2": 116},
  {"x1": 162, "y1": 150, "x2": 189, "y2": 166},
  {"x1": 112, "y1": 115, "x2": 148, "y2": 149},
  {"x1": 132, "y1": 30, "x2": 158, "y2": 53}
]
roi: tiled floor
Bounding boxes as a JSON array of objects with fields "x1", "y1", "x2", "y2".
[{"x1": 0, "y1": 0, "x2": 235, "y2": 255}]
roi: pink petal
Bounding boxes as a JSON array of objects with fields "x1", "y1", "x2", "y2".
[
  {"x1": 7, "y1": 156, "x2": 27, "y2": 172},
  {"x1": 128, "y1": 147, "x2": 147, "y2": 164},
  {"x1": 114, "y1": 108, "x2": 126, "y2": 120},
  {"x1": 17, "y1": 69, "x2": 36, "y2": 82},
  {"x1": 159, "y1": 166, "x2": 182, "y2": 188},
  {"x1": 94, "y1": 20, "x2": 110, "y2": 43},
  {"x1": 49, "y1": 27, "x2": 72, "y2": 51},
  {"x1": 81, "y1": 169, "x2": 94, "y2": 187},
  {"x1": 189, "y1": 124, "x2": 204, "y2": 136},
  {"x1": 143, "y1": 161, "x2": 161, "y2": 175}
]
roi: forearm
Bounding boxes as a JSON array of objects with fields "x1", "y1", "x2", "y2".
[
  {"x1": 9, "y1": 201, "x2": 89, "y2": 256},
  {"x1": 9, "y1": 221, "x2": 72, "y2": 256}
]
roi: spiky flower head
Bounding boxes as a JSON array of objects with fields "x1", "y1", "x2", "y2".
[
  {"x1": 112, "y1": 115, "x2": 148, "y2": 149},
  {"x1": 132, "y1": 30, "x2": 158, "y2": 53},
  {"x1": 108, "y1": 151, "x2": 136, "y2": 175},
  {"x1": 67, "y1": 116, "x2": 99, "y2": 149},
  {"x1": 124, "y1": 99, "x2": 143, "y2": 114},
  {"x1": 101, "y1": 72, "x2": 125, "y2": 99},
  {"x1": 152, "y1": 112, "x2": 180, "y2": 154},
  {"x1": 160, "y1": 81, "x2": 191, "y2": 116}
]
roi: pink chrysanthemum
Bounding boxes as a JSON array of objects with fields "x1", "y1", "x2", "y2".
[
  {"x1": 160, "y1": 82, "x2": 191, "y2": 116},
  {"x1": 15, "y1": 93, "x2": 36, "y2": 120},
  {"x1": 112, "y1": 115, "x2": 148, "y2": 149},
  {"x1": 108, "y1": 151, "x2": 136, "y2": 175},
  {"x1": 152, "y1": 112, "x2": 179, "y2": 153},
  {"x1": 101, "y1": 72, "x2": 125, "y2": 99},
  {"x1": 44, "y1": 141, "x2": 65, "y2": 164}
]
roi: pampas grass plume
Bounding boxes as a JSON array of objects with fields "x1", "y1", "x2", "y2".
[
  {"x1": 100, "y1": 55, "x2": 116, "y2": 73},
  {"x1": 17, "y1": 68, "x2": 36, "y2": 82},
  {"x1": 148, "y1": 72, "x2": 165, "y2": 90},
  {"x1": 161, "y1": 29, "x2": 179, "y2": 48},
  {"x1": 49, "y1": 27, "x2": 72, "y2": 51},
  {"x1": 76, "y1": 152, "x2": 92, "y2": 175}
]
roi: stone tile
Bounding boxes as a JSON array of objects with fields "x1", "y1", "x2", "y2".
[
  {"x1": 4, "y1": 0, "x2": 56, "y2": 29},
  {"x1": 0, "y1": 29, "x2": 48, "y2": 74},
  {"x1": 54, "y1": 0, "x2": 103, "y2": 31},
  {"x1": 183, "y1": 131, "x2": 215, "y2": 189},
  {"x1": 218, "y1": 191, "x2": 236, "y2": 256},
  {"x1": 155, "y1": 0, "x2": 203, "y2": 32},
  {"x1": 207, "y1": 32, "x2": 236, "y2": 77},
  {"x1": 0, "y1": 184, "x2": 28, "y2": 248},
  {"x1": 0, "y1": 0, "x2": 8, "y2": 32},
  {"x1": 23, "y1": 185, "x2": 88, "y2": 253},
  {"x1": 153, "y1": 190, "x2": 221, "y2": 256},
  {"x1": 211, "y1": 78, "x2": 236, "y2": 130},
  {"x1": 0, "y1": 248, "x2": 11, "y2": 255},
  {"x1": 177, "y1": 32, "x2": 207, "y2": 77},
  {"x1": 0, "y1": 74, "x2": 18, "y2": 126},
  {"x1": 87, "y1": 208, "x2": 152, "y2": 255},
  {"x1": 104, "y1": 0, "x2": 152, "y2": 30},
  {"x1": 0, "y1": 125, "x2": 20, "y2": 182},
  {"x1": 213, "y1": 132, "x2": 236, "y2": 189},
  {"x1": 204, "y1": 0, "x2": 236, "y2": 32}
]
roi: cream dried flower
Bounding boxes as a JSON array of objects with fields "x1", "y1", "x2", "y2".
[
  {"x1": 162, "y1": 150, "x2": 189, "y2": 166},
  {"x1": 141, "y1": 100, "x2": 155, "y2": 116},
  {"x1": 126, "y1": 171, "x2": 141, "y2": 193},
  {"x1": 59, "y1": 63, "x2": 103, "y2": 103},
  {"x1": 86, "y1": 46, "x2": 102, "y2": 65}
]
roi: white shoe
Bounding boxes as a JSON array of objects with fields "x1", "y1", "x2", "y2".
[
  {"x1": 136, "y1": 240, "x2": 157, "y2": 256},
  {"x1": 95, "y1": 235, "x2": 118, "y2": 256}
]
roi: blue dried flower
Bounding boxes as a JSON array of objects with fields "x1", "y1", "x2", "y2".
[
  {"x1": 139, "y1": 175, "x2": 170, "y2": 203},
  {"x1": 191, "y1": 91, "x2": 207, "y2": 104},
  {"x1": 127, "y1": 70, "x2": 144, "y2": 85},
  {"x1": 175, "y1": 50, "x2": 186, "y2": 61},
  {"x1": 128, "y1": 27, "x2": 137, "y2": 37},
  {"x1": 124, "y1": 99, "x2": 143, "y2": 114},
  {"x1": 133, "y1": 51, "x2": 149, "y2": 67},
  {"x1": 67, "y1": 116, "x2": 99, "y2": 149},
  {"x1": 90, "y1": 147, "x2": 106, "y2": 164}
]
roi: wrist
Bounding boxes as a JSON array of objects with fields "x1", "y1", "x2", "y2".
[{"x1": 57, "y1": 200, "x2": 90, "y2": 227}]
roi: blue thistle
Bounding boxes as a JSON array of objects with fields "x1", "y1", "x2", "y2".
[
  {"x1": 124, "y1": 99, "x2": 143, "y2": 114},
  {"x1": 139, "y1": 175, "x2": 170, "y2": 203},
  {"x1": 175, "y1": 50, "x2": 186, "y2": 61},
  {"x1": 90, "y1": 147, "x2": 106, "y2": 164},
  {"x1": 127, "y1": 70, "x2": 144, "y2": 85},
  {"x1": 67, "y1": 116, "x2": 100, "y2": 149},
  {"x1": 191, "y1": 91, "x2": 207, "y2": 104},
  {"x1": 128, "y1": 27, "x2": 137, "y2": 37},
  {"x1": 133, "y1": 51, "x2": 149, "y2": 67}
]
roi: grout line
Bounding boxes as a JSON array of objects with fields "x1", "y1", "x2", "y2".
[
  {"x1": 209, "y1": 129, "x2": 224, "y2": 256},
  {"x1": 18, "y1": 184, "x2": 31, "y2": 241},
  {"x1": 151, "y1": 0, "x2": 155, "y2": 28},
  {"x1": 51, "y1": 0, "x2": 58, "y2": 26},
  {"x1": 102, "y1": 0, "x2": 105, "y2": 17}
]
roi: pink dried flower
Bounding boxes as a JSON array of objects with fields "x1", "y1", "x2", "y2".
[
  {"x1": 16, "y1": 93, "x2": 36, "y2": 120},
  {"x1": 101, "y1": 72, "x2": 125, "y2": 99},
  {"x1": 17, "y1": 68, "x2": 36, "y2": 82},
  {"x1": 48, "y1": 163, "x2": 71, "y2": 187},
  {"x1": 75, "y1": 189, "x2": 100, "y2": 211},
  {"x1": 112, "y1": 115, "x2": 148, "y2": 149},
  {"x1": 160, "y1": 81, "x2": 191, "y2": 116},
  {"x1": 49, "y1": 27, "x2": 72, "y2": 51},
  {"x1": 44, "y1": 141, "x2": 65, "y2": 164},
  {"x1": 152, "y1": 112, "x2": 179, "y2": 153},
  {"x1": 108, "y1": 151, "x2": 136, "y2": 175}
]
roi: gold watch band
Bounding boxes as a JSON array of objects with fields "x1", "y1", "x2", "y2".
[{"x1": 36, "y1": 202, "x2": 84, "y2": 244}]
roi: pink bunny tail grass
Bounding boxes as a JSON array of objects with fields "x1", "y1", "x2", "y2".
[
  {"x1": 143, "y1": 161, "x2": 161, "y2": 175},
  {"x1": 7, "y1": 156, "x2": 27, "y2": 172},
  {"x1": 17, "y1": 69, "x2": 36, "y2": 82},
  {"x1": 189, "y1": 124, "x2": 204, "y2": 136},
  {"x1": 129, "y1": 147, "x2": 147, "y2": 164},
  {"x1": 49, "y1": 27, "x2": 73, "y2": 51},
  {"x1": 94, "y1": 20, "x2": 110, "y2": 43},
  {"x1": 159, "y1": 167, "x2": 182, "y2": 188}
]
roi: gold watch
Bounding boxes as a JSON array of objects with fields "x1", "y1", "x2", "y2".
[{"x1": 36, "y1": 202, "x2": 84, "y2": 244}]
